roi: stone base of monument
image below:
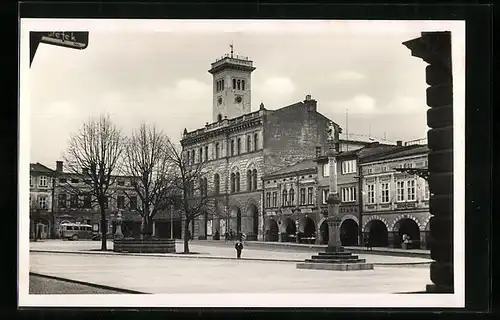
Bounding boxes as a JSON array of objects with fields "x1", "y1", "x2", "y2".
[
  {"x1": 113, "y1": 238, "x2": 176, "y2": 253},
  {"x1": 296, "y1": 247, "x2": 374, "y2": 271}
]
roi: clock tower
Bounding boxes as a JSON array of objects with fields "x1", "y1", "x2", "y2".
[{"x1": 208, "y1": 45, "x2": 256, "y2": 123}]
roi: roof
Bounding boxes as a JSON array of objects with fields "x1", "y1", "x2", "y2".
[
  {"x1": 264, "y1": 159, "x2": 317, "y2": 179},
  {"x1": 316, "y1": 144, "x2": 398, "y2": 163},
  {"x1": 361, "y1": 145, "x2": 429, "y2": 163},
  {"x1": 339, "y1": 132, "x2": 396, "y2": 145},
  {"x1": 30, "y1": 163, "x2": 54, "y2": 174}
]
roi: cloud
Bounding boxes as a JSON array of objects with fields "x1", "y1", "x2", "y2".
[
  {"x1": 327, "y1": 94, "x2": 423, "y2": 116},
  {"x1": 331, "y1": 71, "x2": 366, "y2": 83},
  {"x1": 257, "y1": 77, "x2": 296, "y2": 96}
]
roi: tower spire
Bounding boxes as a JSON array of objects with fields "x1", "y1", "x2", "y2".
[{"x1": 230, "y1": 42, "x2": 234, "y2": 58}]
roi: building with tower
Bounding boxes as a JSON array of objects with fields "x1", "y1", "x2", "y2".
[{"x1": 180, "y1": 48, "x2": 355, "y2": 241}]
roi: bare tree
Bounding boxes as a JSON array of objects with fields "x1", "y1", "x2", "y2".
[
  {"x1": 63, "y1": 115, "x2": 123, "y2": 250},
  {"x1": 121, "y1": 123, "x2": 176, "y2": 239},
  {"x1": 164, "y1": 140, "x2": 216, "y2": 253}
]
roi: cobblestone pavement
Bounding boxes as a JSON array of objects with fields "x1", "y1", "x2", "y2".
[
  {"x1": 29, "y1": 274, "x2": 126, "y2": 294},
  {"x1": 29, "y1": 240, "x2": 432, "y2": 265},
  {"x1": 29, "y1": 251, "x2": 429, "y2": 294}
]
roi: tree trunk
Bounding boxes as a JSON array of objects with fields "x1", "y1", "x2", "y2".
[
  {"x1": 183, "y1": 218, "x2": 190, "y2": 253},
  {"x1": 100, "y1": 208, "x2": 107, "y2": 251},
  {"x1": 141, "y1": 215, "x2": 153, "y2": 239}
]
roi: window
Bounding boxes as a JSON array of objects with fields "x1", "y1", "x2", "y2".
[
  {"x1": 266, "y1": 192, "x2": 271, "y2": 208},
  {"x1": 231, "y1": 173, "x2": 235, "y2": 193},
  {"x1": 367, "y1": 168, "x2": 373, "y2": 174},
  {"x1": 38, "y1": 196, "x2": 47, "y2": 209},
  {"x1": 237, "y1": 138, "x2": 241, "y2": 155},
  {"x1": 407, "y1": 179, "x2": 416, "y2": 201},
  {"x1": 342, "y1": 160, "x2": 357, "y2": 174},
  {"x1": 130, "y1": 196, "x2": 138, "y2": 210},
  {"x1": 272, "y1": 192, "x2": 277, "y2": 207},
  {"x1": 289, "y1": 188, "x2": 295, "y2": 205},
  {"x1": 58, "y1": 194, "x2": 67, "y2": 208},
  {"x1": 231, "y1": 140, "x2": 235, "y2": 156},
  {"x1": 381, "y1": 166, "x2": 388, "y2": 172},
  {"x1": 322, "y1": 189, "x2": 329, "y2": 204},
  {"x1": 247, "y1": 170, "x2": 252, "y2": 191},
  {"x1": 203, "y1": 178, "x2": 208, "y2": 197},
  {"x1": 190, "y1": 150, "x2": 195, "y2": 164},
  {"x1": 307, "y1": 187, "x2": 313, "y2": 204},
  {"x1": 403, "y1": 162, "x2": 415, "y2": 169},
  {"x1": 424, "y1": 180, "x2": 430, "y2": 200},
  {"x1": 117, "y1": 180, "x2": 125, "y2": 186},
  {"x1": 396, "y1": 181, "x2": 405, "y2": 202},
  {"x1": 59, "y1": 178, "x2": 67, "y2": 183},
  {"x1": 205, "y1": 146, "x2": 209, "y2": 161},
  {"x1": 341, "y1": 187, "x2": 357, "y2": 202},
  {"x1": 252, "y1": 169, "x2": 257, "y2": 190},
  {"x1": 217, "y1": 114, "x2": 222, "y2": 122},
  {"x1": 381, "y1": 183, "x2": 390, "y2": 203},
  {"x1": 70, "y1": 194, "x2": 79, "y2": 208},
  {"x1": 254, "y1": 133, "x2": 258, "y2": 151},
  {"x1": 247, "y1": 135, "x2": 252, "y2": 152},
  {"x1": 39, "y1": 176, "x2": 48, "y2": 187},
  {"x1": 71, "y1": 178, "x2": 79, "y2": 184},
  {"x1": 215, "y1": 143, "x2": 220, "y2": 159},
  {"x1": 282, "y1": 189, "x2": 288, "y2": 206},
  {"x1": 83, "y1": 194, "x2": 91, "y2": 208},
  {"x1": 117, "y1": 196, "x2": 125, "y2": 209},
  {"x1": 214, "y1": 174, "x2": 220, "y2": 194},
  {"x1": 233, "y1": 78, "x2": 236, "y2": 89},
  {"x1": 300, "y1": 188, "x2": 306, "y2": 205},
  {"x1": 30, "y1": 176, "x2": 33, "y2": 187},
  {"x1": 222, "y1": 79, "x2": 224, "y2": 90},
  {"x1": 367, "y1": 184, "x2": 375, "y2": 204},
  {"x1": 199, "y1": 147, "x2": 203, "y2": 163},
  {"x1": 323, "y1": 163, "x2": 330, "y2": 177},
  {"x1": 236, "y1": 173, "x2": 240, "y2": 192},
  {"x1": 237, "y1": 80, "x2": 241, "y2": 90}
]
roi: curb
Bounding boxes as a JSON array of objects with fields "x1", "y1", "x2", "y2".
[
  {"x1": 29, "y1": 272, "x2": 147, "y2": 294},
  {"x1": 30, "y1": 249, "x2": 432, "y2": 267}
]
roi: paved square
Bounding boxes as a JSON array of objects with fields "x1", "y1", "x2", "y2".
[{"x1": 29, "y1": 250, "x2": 429, "y2": 294}]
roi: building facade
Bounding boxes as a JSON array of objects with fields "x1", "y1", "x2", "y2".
[
  {"x1": 359, "y1": 145, "x2": 430, "y2": 249},
  {"x1": 45, "y1": 161, "x2": 183, "y2": 239},
  {"x1": 30, "y1": 163, "x2": 56, "y2": 239},
  {"x1": 180, "y1": 51, "x2": 342, "y2": 241}
]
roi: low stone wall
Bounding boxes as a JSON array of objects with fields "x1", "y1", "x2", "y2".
[{"x1": 113, "y1": 238, "x2": 176, "y2": 253}]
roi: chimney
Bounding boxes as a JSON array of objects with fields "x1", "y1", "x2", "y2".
[
  {"x1": 303, "y1": 94, "x2": 317, "y2": 111},
  {"x1": 396, "y1": 140, "x2": 403, "y2": 147},
  {"x1": 56, "y1": 161, "x2": 63, "y2": 172}
]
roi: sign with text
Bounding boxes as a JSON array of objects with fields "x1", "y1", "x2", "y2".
[{"x1": 39, "y1": 31, "x2": 89, "y2": 50}]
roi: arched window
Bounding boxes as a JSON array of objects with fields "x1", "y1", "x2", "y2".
[
  {"x1": 282, "y1": 189, "x2": 288, "y2": 206},
  {"x1": 247, "y1": 170, "x2": 252, "y2": 191},
  {"x1": 217, "y1": 114, "x2": 222, "y2": 122},
  {"x1": 215, "y1": 142, "x2": 220, "y2": 159},
  {"x1": 247, "y1": 135, "x2": 252, "y2": 152},
  {"x1": 289, "y1": 188, "x2": 295, "y2": 205},
  {"x1": 252, "y1": 169, "x2": 257, "y2": 190},
  {"x1": 236, "y1": 173, "x2": 240, "y2": 192},
  {"x1": 230, "y1": 140, "x2": 235, "y2": 156},
  {"x1": 254, "y1": 133, "x2": 259, "y2": 151},
  {"x1": 221, "y1": 79, "x2": 224, "y2": 90},
  {"x1": 214, "y1": 174, "x2": 220, "y2": 194},
  {"x1": 204, "y1": 146, "x2": 208, "y2": 162},
  {"x1": 231, "y1": 173, "x2": 235, "y2": 193},
  {"x1": 190, "y1": 150, "x2": 195, "y2": 164},
  {"x1": 237, "y1": 138, "x2": 241, "y2": 155},
  {"x1": 237, "y1": 80, "x2": 241, "y2": 90},
  {"x1": 233, "y1": 79, "x2": 236, "y2": 89},
  {"x1": 199, "y1": 147, "x2": 203, "y2": 163},
  {"x1": 242, "y1": 80, "x2": 245, "y2": 91}
]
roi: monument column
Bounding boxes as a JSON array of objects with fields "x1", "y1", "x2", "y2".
[{"x1": 326, "y1": 147, "x2": 344, "y2": 253}]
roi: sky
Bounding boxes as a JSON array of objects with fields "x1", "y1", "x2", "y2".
[{"x1": 25, "y1": 20, "x2": 465, "y2": 168}]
